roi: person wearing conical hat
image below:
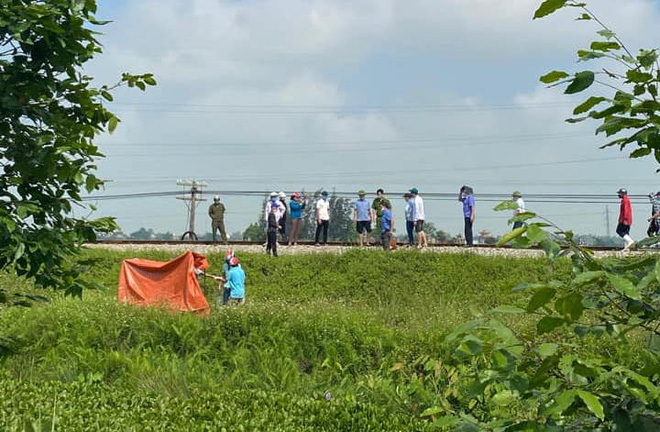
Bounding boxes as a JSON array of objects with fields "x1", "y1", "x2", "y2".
[{"x1": 511, "y1": 191, "x2": 525, "y2": 230}]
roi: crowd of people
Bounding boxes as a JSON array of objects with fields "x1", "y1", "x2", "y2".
[{"x1": 207, "y1": 186, "x2": 655, "y2": 253}]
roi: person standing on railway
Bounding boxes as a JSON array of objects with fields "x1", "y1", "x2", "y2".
[
  {"x1": 459, "y1": 186, "x2": 475, "y2": 246},
  {"x1": 208, "y1": 195, "x2": 228, "y2": 244},
  {"x1": 372, "y1": 188, "x2": 392, "y2": 241},
  {"x1": 404, "y1": 193, "x2": 415, "y2": 247},
  {"x1": 315, "y1": 191, "x2": 330, "y2": 246},
  {"x1": 288, "y1": 192, "x2": 306, "y2": 246},
  {"x1": 278, "y1": 192, "x2": 288, "y2": 243},
  {"x1": 410, "y1": 187, "x2": 428, "y2": 248},
  {"x1": 354, "y1": 190, "x2": 374, "y2": 247},
  {"x1": 647, "y1": 191, "x2": 660, "y2": 237},
  {"x1": 266, "y1": 202, "x2": 281, "y2": 257},
  {"x1": 511, "y1": 191, "x2": 526, "y2": 230},
  {"x1": 617, "y1": 188, "x2": 635, "y2": 250},
  {"x1": 380, "y1": 201, "x2": 394, "y2": 251}
]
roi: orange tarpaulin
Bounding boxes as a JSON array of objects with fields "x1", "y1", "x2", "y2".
[{"x1": 118, "y1": 251, "x2": 210, "y2": 314}]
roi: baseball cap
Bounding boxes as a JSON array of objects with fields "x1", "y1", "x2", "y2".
[
  {"x1": 409, "y1": 187, "x2": 419, "y2": 194},
  {"x1": 321, "y1": 191, "x2": 329, "y2": 196},
  {"x1": 617, "y1": 188, "x2": 627, "y2": 195},
  {"x1": 279, "y1": 191, "x2": 286, "y2": 198},
  {"x1": 230, "y1": 257, "x2": 239, "y2": 266}
]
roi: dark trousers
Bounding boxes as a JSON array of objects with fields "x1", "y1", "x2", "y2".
[
  {"x1": 406, "y1": 220, "x2": 414, "y2": 245},
  {"x1": 315, "y1": 220, "x2": 329, "y2": 244},
  {"x1": 266, "y1": 230, "x2": 278, "y2": 256},
  {"x1": 464, "y1": 217, "x2": 473, "y2": 246},
  {"x1": 212, "y1": 220, "x2": 227, "y2": 242},
  {"x1": 381, "y1": 232, "x2": 392, "y2": 251},
  {"x1": 616, "y1": 223, "x2": 630, "y2": 238},
  {"x1": 648, "y1": 220, "x2": 659, "y2": 237}
]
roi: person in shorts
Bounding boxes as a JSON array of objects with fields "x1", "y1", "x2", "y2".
[
  {"x1": 353, "y1": 190, "x2": 374, "y2": 246},
  {"x1": 410, "y1": 187, "x2": 427, "y2": 248}
]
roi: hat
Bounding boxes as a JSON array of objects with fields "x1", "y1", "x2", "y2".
[
  {"x1": 512, "y1": 191, "x2": 522, "y2": 197},
  {"x1": 409, "y1": 187, "x2": 419, "y2": 194},
  {"x1": 321, "y1": 191, "x2": 329, "y2": 196},
  {"x1": 229, "y1": 257, "x2": 239, "y2": 266},
  {"x1": 279, "y1": 191, "x2": 286, "y2": 198},
  {"x1": 269, "y1": 191, "x2": 278, "y2": 197},
  {"x1": 617, "y1": 188, "x2": 627, "y2": 195},
  {"x1": 358, "y1": 190, "x2": 366, "y2": 196},
  {"x1": 291, "y1": 192, "x2": 300, "y2": 198},
  {"x1": 214, "y1": 195, "x2": 220, "y2": 201}
]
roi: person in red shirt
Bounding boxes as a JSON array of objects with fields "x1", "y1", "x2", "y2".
[{"x1": 616, "y1": 188, "x2": 635, "y2": 250}]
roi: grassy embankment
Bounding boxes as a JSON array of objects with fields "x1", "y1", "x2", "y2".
[{"x1": 0, "y1": 249, "x2": 631, "y2": 430}]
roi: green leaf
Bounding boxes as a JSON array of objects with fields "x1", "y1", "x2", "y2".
[
  {"x1": 573, "y1": 97, "x2": 607, "y2": 115},
  {"x1": 458, "y1": 335, "x2": 483, "y2": 356},
  {"x1": 526, "y1": 287, "x2": 557, "y2": 312},
  {"x1": 590, "y1": 41, "x2": 621, "y2": 52},
  {"x1": 101, "y1": 91, "x2": 113, "y2": 102},
  {"x1": 576, "y1": 13, "x2": 591, "y2": 20},
  {"x1": 534, "y1": 0, "x2": 568, "y2": 19},
  {"x1": 144, "y1": 76, "x2": 157, "y2": 86},
  {"x1": 626, "y1": 70, "x2": 653, "y2": 83},
  {"x1": 108, "y1": 116, "x2": 119, "y2": 133},
  {"x1": 420, "y1": 406, "x2": 443, "y2": 417},
  {"x1": 577, "y1": 50, "x2": 605, "y2": 61},
  {"x1": 526, "y1": 224, "x2": 549, "y2": 243},
  {"x1": 498, "y1": 227, "x2": 527, "y2": 247},
  {"x1": 538, "y1": 343, "x2": 558, "y2": 359},
  {"x1": 630, "y1": 147, "x2": 652, "y2": 158},
  {"x1": 638, "y1": 49, "x2": 658, "y2": 69},
  {"x1": 606, "y1": 274, "x2": 641, "y2": 300},
  {"x1": 493, "y1": 200, "x2": 519, "y2": 211},
  {"x1": 564, "y1": 71, "x2": 595, "y2": 94},
  {"x1": 550, "y1": 390, "x2": 577, "y2": 415},
  {"x1": 573, "y1": 270, "x2": 605, "y2": 285},
  {"x1": 597, "y1": 29, "x2": 616, "y2": 39},
  {"x1": 540, "y1": 70, "x2": 570, "y2": 84},
  {"x1": 537, "y1": 316, "x2": 565, "y2": 334},
  {"x1": 577, "y1": 391, "x2": 604, "y2": 420},
  {"x1": 554, "y1": 292, "x2": 584, "y2": 321}
]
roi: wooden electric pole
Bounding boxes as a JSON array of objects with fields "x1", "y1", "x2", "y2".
[{"x1": 176, "y1": 180, "x2": 207, "y2": 241}]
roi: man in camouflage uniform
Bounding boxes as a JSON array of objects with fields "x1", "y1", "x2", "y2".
[
  {"x1": 209, "y1": 195, "x2": 228, "y2": 243},
  {"x1": 371, "y1": 188, "x2": 391, "y2": 240}
]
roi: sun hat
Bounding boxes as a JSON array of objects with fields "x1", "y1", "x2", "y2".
[
  {"x1": 512, "y1": 191, "x2": 522, "y2": 197},
  {"x1": 358, "y1": 190, "x2": 366, "y2": 196}
]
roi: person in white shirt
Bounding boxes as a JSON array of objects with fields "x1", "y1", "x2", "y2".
[
  {"x1": 315, "y1": 191, "x2": 331, "y2": 245},
  {"x1": 511, "y1": 191, "x2": 525, "y2": 230},
  {"x1": 410, "y1": 187, "x2": 428, "y2": 248}
]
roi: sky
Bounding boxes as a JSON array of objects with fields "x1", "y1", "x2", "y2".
[{"x1": 85, "y1": 0, "x2": 660, "y2": 240}]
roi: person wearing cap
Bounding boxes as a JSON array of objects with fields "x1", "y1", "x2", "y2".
[
  {"x1": 354, "y1": 190, "x2": 374, "y2": 246},
  {"x1": 371, "y1": 188, "x2": 392, "y2": 240},
  {"x1": 315, "y1": 191, "x2": 331, "y2": 245},
  {"x1": 208, "y1": 195, "x2": 228, "y2": 243},
  {"x1": 459, "y1": 186, "x2": 475, "y2": 246},
  {"x1": 403, "y1": 193, "x2": 415, "y2": 247},
  {"x1": 647, "y1": 191, "x2": 660, "y2": 237},
  {"x1": 617, "y1": 188, "x2": 635, "y2": 250},
  {"x1": 265, "y1": 191, "x2": 282, "y2": 220},
  {"x1": 288, "y1": 192, "x2": 306, "y2": 246},
  {"x1": 410, "y1": 187, "x2": 427, "y2": 248},
  {"x1": 278, "y1": 192, "x2": 288, "y2": 243},
  {"x1": 266, "y1": 202, "x2": 281, "y2": 257},
  {"x1": 226, "y1": 256, "x2": 246, "y2": 305},
  {"x1": 511, "y1": 191, "x2": 526, "y2": 230},
  {"x1": 380, "y1": 201, "x2": 394, "y2": 251}
]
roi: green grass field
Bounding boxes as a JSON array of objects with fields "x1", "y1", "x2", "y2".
[{"x1": 0, "y1": 249, "x2": 632, "y2": 431}]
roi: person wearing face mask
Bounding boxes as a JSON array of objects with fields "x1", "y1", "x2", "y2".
[
  {"x1": 315, "y1": 191, "x2": 330, "y2": 245},
  {"x1": 458, "y1": 186, "x2": 475, "y2": 246},
  {"x1": 288, "y1": 192, "x2": 306, "y2": 246}
]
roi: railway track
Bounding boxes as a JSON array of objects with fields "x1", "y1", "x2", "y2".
[{"x1": 91, "y1": 239, "x2": 636, "y2": 252}]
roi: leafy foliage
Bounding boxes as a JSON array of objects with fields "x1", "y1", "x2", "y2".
[
  {"x1": 535, "y1": 1, "x2": 660, "y2": 168},
  {"x1": 0, "y1": 0, "x2": 155, "y2": 298}
]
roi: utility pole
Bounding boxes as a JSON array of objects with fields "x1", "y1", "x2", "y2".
[
  {"x1": 605, "y1": 205, "x2": 611, "y2": 237},
  {"x1": 176, "y1": 180, "x2": 207, "y2": 241}
]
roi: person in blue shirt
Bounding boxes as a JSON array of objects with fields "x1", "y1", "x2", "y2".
[
  {"x1": 288, "y1": 192, "x2": 306, "y2": 246},
  {"x1": 458, "y1": 185, "x2": 475, "y2": 246},
  {"x1": 226, "y1": 257, "x2": 246, "y2": 305},
  {"x1": 353, "y1": 190, "x2": 374, "y2": 246},
  {"x1": 403, "y1": 193, "x2": 415, "y2": 247},
  {"x1": 380, "y1": 202, "x2": 394, "y2": 251}
]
